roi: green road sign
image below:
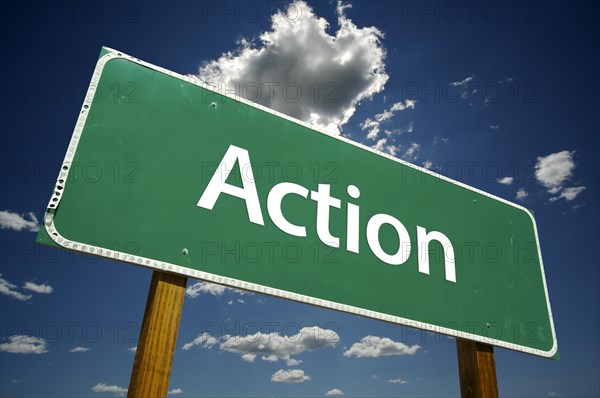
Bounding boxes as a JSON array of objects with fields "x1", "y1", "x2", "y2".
[{"x1": 38, "y1": 47, "x2": 557, "y2": 358}]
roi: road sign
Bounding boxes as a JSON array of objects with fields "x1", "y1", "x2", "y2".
[{"x1": 37, "y1": 47, "x2": 557, "y2": 358}]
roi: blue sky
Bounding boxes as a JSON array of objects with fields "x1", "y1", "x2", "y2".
[{"x1": 1, "y1": 1, "x2": 599, "y2": 397}]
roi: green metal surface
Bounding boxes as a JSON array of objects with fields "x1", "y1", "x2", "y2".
[{"x1": 37, "y1": 49, "x2": 556, "y2": 357}]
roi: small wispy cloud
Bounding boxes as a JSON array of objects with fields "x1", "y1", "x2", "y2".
[
  {"x1": 23, "y1": 282, "x2": 53, "y2": 294},
  {"x1": 371, "y1": 137, "x2": 398, "y2": 157},
  {"x1": 0, "y1": 335, "x2": 48, "y2": 354},
  {"x1": 450, "y1": 74, "x2": 474, "y2": 87},
  {"x1": 403, "y1": 142, "x2": 421, "y2": 160},
  {"x1": 91, "y1": 383, "x2": 127, "y2": 396},
  {"x1": 325, "y1": 388, "x2": 345, "y2": 396},
  {"x1": 69, "y1": 347, "x2": 91, "y2": 353},
  {"x1": 516, "y1": 188, "x2": 529, "y2": 201},
  {"x1": 389, "y1": 378, "x2": 408, "y2": 384},
  {"x1": 181, "y1": 332, "x2": 219, "y2": 351},
  {"x1": 168, "y1": 388, "x2": 183, "y2": 395},
  {"x1": 362, "y1": 100, "x2": 415, "y2": 140},
  {"x1": 489, "y1": 125, "x2": 500, "y2": 130},
  {"x1": 549, "y1": 186, "x2": 586, "y2": 202},
  {"x1": 497, "y1": 176, "x2": 514, "y2": 185},
  {"x1": 185, "y1": 281, "x2": 250, "y2": 298},
  {"x1": 0, "y1": 210, "x2": 39, "y2": 232},
  {"x1": 0, "y1": 275, "x2": 32, "y2": 301}
]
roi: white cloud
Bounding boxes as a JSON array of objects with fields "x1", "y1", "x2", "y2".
[
  {"x1": 0, "y1": 335, "x2": 48, "y2": 354},
  {"x1": 516, "y1": 188, "x2": 529, "y2": 201},
  {"x1": 184, "y1": 326, "x2": 338, "y2": 365},
  {"x1": 550, "y1": 186, "x2": 586, "y2": 202},
  {"x1": 535, "y1": 150, "x2": 575, "y2": 193},
  {"x1": 181, "y1": 332, "x2": 219, "y2": 351},
  {"x1": 0, "y1": 275, "x2": 32, "y2": 301},
  {"x1": 489, "y1": 125, "x2": 500, "y2": 130},
  {"x1": 371, "y1": 137, "x2": 398, "y2": 156},
  {"x1": 547, "y1": 392, "x2": 560, "y2": 397},
  {"x1": 23, "y1": 282, "x2": 53, "y2": 294},
  {"x1": 128, "y1": 346, "x2": 137, "y2": 352},
  {"x1": 343, "y1": 336, "x2": 420, "y2": 358},
  {"x1": 0, "y1": 210, "x2": 39, "y2": 232},
  {"x1": 168, "y1": 388, "x2": 183, "y2": 395},
  {"x1": 198, "y1": 0, "x2": 388, "y2": 134},
  {"x1": 497, "y1": 176, "x2": 514, "y2": 185},
  {"x1": 422, "y1": 160, "x2": 433, "y2": 170},
  {"x1": 185, "y1": 281, "x2": 227, "y2": 297},
  {"x1": 325, "y1": 388, "x2": 345, "y2": 396},
  {"x1": 404, "y1": 142, "x2": 421, "y2": 160},
  {"x1": 271, "y1": 369, "x2": 310, "y2": 383},
  {"x1": 363, "y1": 100, "x2": 415, "y2": 140},
  {"x1": 286, "y1": 357, "x2": 302, "y2": 366},
  {"x1": 185, "y1": 281, "x2": 250, "y2": 298},
  {"x1": 220, "y1": 326, "x2": 338, "y2": 363},
  {"x1": 361, "y1": 118, "x2": 380, "y2": 140},
  {"x1": 450, "y1": 75, "x2": 474, "y2": 87},
  {"x1": 241, "y1": 353, "x2": 256, "y2": 362},
  {"x1": 375, "y1": 99, "x2": 416, "y2": 122},
  {"x1": 91, "y1": 383, "x2": 127, "y2": 396},
  {"x1": 70, "y1": 347, "x2": 91, "y2": 353},
  {"x1": 389, "y1": 378, "x2": 408, "y2": 384},
  {"x1": 372, "y1": 138, "x2": 387, "y2": 152}
]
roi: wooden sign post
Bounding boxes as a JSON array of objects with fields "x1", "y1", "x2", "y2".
[
  {"x1": 128, "y1": 271, "x2": 187, "y2": 398},
  {"x1": 457, "y1": 338, "x2": 499, "y2": 398}
]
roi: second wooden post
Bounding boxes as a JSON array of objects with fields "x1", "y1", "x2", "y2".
[{"x1": 456, "y1": 338, "x2": 499, "y2": 398}]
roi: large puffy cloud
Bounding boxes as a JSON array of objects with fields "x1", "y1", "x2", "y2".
[
  {"x1": 343, "y1": 335, "x2": 420, "y2": 357},
  {"x1": 219, "y1": 326, "x2": 338, "y2": 364},
  {"x1": 271, "y1": 369, "x2": 311, "y2": 383},
  {"x1": 535, "y1": 150, "x2": 586, "y2": 202},
  {"x1": 535, "y1": 150, "x2": 575, "y2": 193},
  {"x1": 198, "y1": 0, "x2": 388, "y2": 134},
  {"x1": 182, "y1": 326, "x2": 339, "y2": 365}
]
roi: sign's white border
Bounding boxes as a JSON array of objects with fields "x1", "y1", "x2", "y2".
[{"x1": 43, "y1": 47, "x2": 557, "y2": 358}]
